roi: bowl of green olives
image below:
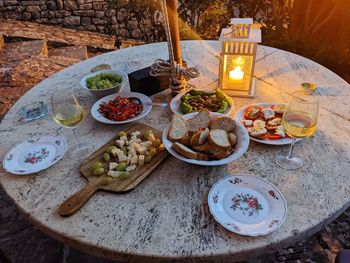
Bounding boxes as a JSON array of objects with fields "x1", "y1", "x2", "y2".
[{"x1": 80, "y1": 70, "x2": 127, "y2": 99}]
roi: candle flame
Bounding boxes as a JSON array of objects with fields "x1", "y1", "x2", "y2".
[{"x1": 229, "y1": 66, "x2": 244, "y2": 80}]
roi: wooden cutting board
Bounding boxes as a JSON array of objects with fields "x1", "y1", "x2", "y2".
[{"x1": 58, "y1": 123, "x2": 168, "y2": 217}]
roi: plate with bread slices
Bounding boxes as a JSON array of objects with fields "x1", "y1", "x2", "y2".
[
  {"x1": 162, "y1": 109, "x2": 250, "y2": 166},
  {"x1": 235, "y1": 103, "x2": 301, "y2": 145}
]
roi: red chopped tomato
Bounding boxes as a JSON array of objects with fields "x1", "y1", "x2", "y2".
[
  {"x1": 98, "y1": 96, "x2": 143, "y2": 121},
  {"x1": 244, "y1": 105, "x2": 261, "y2": 120},
  {"x1": 265, "y1": 134, "x2": 283, "y2": 140}
]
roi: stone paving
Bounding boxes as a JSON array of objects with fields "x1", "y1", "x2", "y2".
[{"x1": 0, "y1": 19, "x2": 116, "y2": 50}]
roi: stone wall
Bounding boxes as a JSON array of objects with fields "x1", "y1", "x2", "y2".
[{"x1": 0, "y1": 0, "x2": 123, "y2": 35}]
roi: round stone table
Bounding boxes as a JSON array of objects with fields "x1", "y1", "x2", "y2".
[{"x1": 1, "y1": 41, "x2": 350, "y2": 263}]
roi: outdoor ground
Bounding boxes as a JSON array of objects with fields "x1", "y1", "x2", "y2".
[{"x1": 0, "y1": 21, "x2": 349, "y2": 263}]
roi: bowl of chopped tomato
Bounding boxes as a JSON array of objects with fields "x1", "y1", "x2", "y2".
[{"x1": 90, "y1": 92, "x2": 153, "y2": 124}]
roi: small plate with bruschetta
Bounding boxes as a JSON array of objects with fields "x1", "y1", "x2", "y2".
[
  {"x1": 235, "y1": 103, "x2": 302, "y2": 145},
  {"x1": 162, "y1": 109, "x2": 250, "y2": 166}
]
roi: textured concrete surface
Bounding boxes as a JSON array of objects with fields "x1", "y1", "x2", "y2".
[{"x1": 1, "y1": 184, "x2": 349, "y2": 263}]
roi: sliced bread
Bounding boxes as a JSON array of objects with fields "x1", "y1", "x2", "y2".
[
  {"x1": 187, "y1": 109, "x2": 211, "y2": 132},
  {"x1": 210, "y1": 116, "x2": 236, "y2": 132},
  {"x1": 228, "y1": 132, "x2": 237, "y2": 146},
  {"x1": 192, "y1": 142, "x2": 211, "y2": 153},
  {"x1": 208, "y1": 129, "x2": 231, "y2": 149},
  {"x1": 208, "y1": 148, "x2": 233, "y2": 160},
  {"x1": 190, "y1": 128, "x2": 209, "y2": 146},
  {"x1": 168, "y1": 114, "x2": 187, "y2": 142},
  {"x1": 172, "y1": 142, "x2": 208, "y2": 161},
  {"x1": 179, "y1": 133, "x2": 192, "y2": 146}
]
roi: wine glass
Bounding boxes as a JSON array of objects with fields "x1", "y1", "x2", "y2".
[
  {"x1": 51, "y1": 92, "x2": 93, "y2": 159},
  {"x1": 275, "y1": 91, "x2": 319, "y2": 170}
]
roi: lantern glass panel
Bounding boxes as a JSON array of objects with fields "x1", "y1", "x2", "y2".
[{"x1": 221, "y1": 54, "x2": 253, "y2": 93}]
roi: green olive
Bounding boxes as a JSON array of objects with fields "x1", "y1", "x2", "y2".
[
  {"x1": 144, "y1": 130, "x2": 152, "y2": 140},
  {"x1": 119, "y1": 172, "x2": 130, "y2": 179},
  {"x1": 116, "y1": 162, "x2": 127, "y2": 171},
  {"x1": 149, "y1": 148, "x2": 158, "y2": 157},
  {"x1": 103, "y1": 153, "x2": 111, "y2": 161},
  {"x1": 117, "y1": 131, "x2": 127, "y2": 137},
  {"x1": 86, "y1": 73, "x2": 122, "y2": 90},
  {"x1": 93, "y1": 167, "x2": 105, "y2": 176},
  {"x1": 91, "y1": 161, "x2": 103, "y2": 171},
  {"x1": 152, "y1": 139, "x2": 161, "y2": 148},
  {"x1": 144, "y1": 155, "x2": 153, "y2": 164},
  {"x1": 107, "y1": 146, "x2": 117, "y2": 154}
]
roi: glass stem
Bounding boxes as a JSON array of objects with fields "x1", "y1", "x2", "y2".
[
  {"x1": 287, "y1": 138, "x2": 296, "y2": 159},
  {"x1": 72, "y1": 128, "x2": 79, "y2": 143}
]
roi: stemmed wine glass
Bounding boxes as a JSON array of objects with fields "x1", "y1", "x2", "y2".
[
  {"x1": 51, "y1": 92, "x2": 92, "y2": 159},
  {"x1": 275, "y1": 91, "x2": 319, "y2": 170}
]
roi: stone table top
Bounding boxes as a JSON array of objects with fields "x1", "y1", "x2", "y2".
[{"x1": 1, "y1": 40, "x2": 350, "y2": 262}]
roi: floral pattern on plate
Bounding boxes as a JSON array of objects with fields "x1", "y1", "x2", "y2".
[
  {"x1": 208, "y1": 174, "x2": 287, "y2": 236},
  {"x1": 2, "y1": 135, "x2": 67, "y2": 175},
  {"x1": 231, "y1": 193, "x2": 263, "y2": 217},
  {"x1": 24, "y1": 148, "x2": 50, "y2": 164}
]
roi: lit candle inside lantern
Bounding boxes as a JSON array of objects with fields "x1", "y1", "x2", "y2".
[
  {"x1": 234, "y1": 56, "x2": 245, "y2": 66},
  {"x1": 229, "y1": 66, "x2": 244, "y2": 80}
]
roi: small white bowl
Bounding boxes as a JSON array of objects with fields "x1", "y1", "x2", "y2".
[{"x1": 80, "y1": 70, "x2": 128, "y2": 99}]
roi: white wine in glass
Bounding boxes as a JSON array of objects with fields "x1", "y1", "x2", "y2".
[
  {"x1": 51, "y1": 93, "x2": 92, "y2": 159},
  {"x1": 275, "y1": 91, "x2": 319, "y2": 170},
  {"x1": 53, "y1": 104, "x2": 84, "y2": 128}
]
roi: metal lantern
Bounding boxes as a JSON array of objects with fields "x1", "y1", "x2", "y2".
[{"x1": 219, "y1": 18, "x2": 261, "y2": 98}]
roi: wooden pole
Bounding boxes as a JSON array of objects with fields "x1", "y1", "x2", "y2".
[{"x1": 165, "y1": 0, "x2": 183, "y2": 66}]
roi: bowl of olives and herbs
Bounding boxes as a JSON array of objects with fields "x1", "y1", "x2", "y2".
[
  {"x1": 170, "y1": 89, "x2": 234, "y2": 115},
  {"x1": 80, "y1": 70, "x2": 127, "y2": 99}
]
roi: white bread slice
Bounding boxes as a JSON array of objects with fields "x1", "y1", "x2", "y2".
[
  {"x1": 192, "y1": 142, "x2": 212, "y2": 153},
  {"x1": 168, "y1": 114, "x2": 187, "y2": 142},
  {"x1": 228, "y1": 132, "x2": 237, "y2": 146},
  {"x1": 210, "y1": 116, "x2": 236, "y2": 132},
  {"x1": 208, "y1": 148, "x2": 233, "y2": 160},
  {"x1": 187, "y1": 109, "x2": 211, "y2": 132},
  {"x1": 172, "y1": 142, "x2": 208, "y2": 161},
  {"x1": 208, "y1": 129, "x2": 231, "y2": 149},
  {"x1": 190, "y1": 128, "x2": 209, "y2": 146},
  {"x1": 179, "y1": 133, "x2": 192, "y2": 146}
]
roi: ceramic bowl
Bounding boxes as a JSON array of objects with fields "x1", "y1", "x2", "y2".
[
  {"x1": 80, "y1": 70, "x2": 128, "y2": 99},
  {"x1": 162, "y1": 112, "x2": 250, "y2": 166}
]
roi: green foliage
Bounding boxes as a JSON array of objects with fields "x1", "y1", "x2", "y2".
[
  {"x1": 110, "y1": 0, "x2": 350, "y2": 82},
  {"x1": 109, "y1": 0, "x2": 166, "y2": 42}
]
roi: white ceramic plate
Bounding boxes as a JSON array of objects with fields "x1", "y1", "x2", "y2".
[
  {"x1": 235, "y1": 103, "x2": 301, "y2": 145},
  {"x1": 208, "y1": 174, "x2": 287, "y2": 236},
  {"x1": 3, "y1": 135, "x2": 67, "y2": 175},
  {"x1": 162, "y1": 112, "x2": 250, "y2": 166},
  {"x1": 91, "y1": 92, "x2": 152, "y2": 124},
  {"x1": 170, "y1": 92, "x2": 234, "y2": 115}
]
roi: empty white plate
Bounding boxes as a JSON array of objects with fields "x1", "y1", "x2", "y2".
[
  {"x1": 3, "y1": 135, "x2": 67, "y2": 175},
  {"x1": 208, "y1": 174, "x2": 287, "y2": 236}
]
